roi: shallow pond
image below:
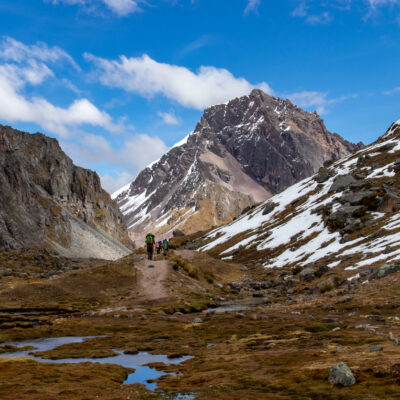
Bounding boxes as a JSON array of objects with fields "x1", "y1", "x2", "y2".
[{"x1": 0, "y1": 336, "x2": 191, "y2": 391}]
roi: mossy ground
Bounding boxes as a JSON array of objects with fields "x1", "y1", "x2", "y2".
[{"x1": 2, "y1": 250, "x2": 400, "y2": 399}]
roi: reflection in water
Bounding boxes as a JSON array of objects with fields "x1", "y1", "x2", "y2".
[{"x1": 0, "y1": 337, "x2": 191, "y2": 391}]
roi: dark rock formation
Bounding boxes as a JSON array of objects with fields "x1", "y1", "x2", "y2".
[
  {"x1": 0, "y1": 125, "x2": 131, "y2": 259},
  {"x1": 115, "y1": 89, "x2": 359, "y2": 236}
]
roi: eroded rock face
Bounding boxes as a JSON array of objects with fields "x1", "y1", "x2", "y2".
[
  {"x1": 0, "y1": 125, "x2": 131, "y2": 259},
  {"x1": 115, "y1": 89, "x2": 359, "y2": 237}
]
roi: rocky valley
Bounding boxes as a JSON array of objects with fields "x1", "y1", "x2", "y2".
[{"x1": 1, "y1": 120, "x2": 400, "y2": 399}]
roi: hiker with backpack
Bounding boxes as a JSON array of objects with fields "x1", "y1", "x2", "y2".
[
  {"x1": 145, "y1": 233, "x2": 155, "y2": 260},
  {"x1": 156, "y1": 240, "x2": 163, "y2": 255},
  {"x1": 162, "y1": 238, "x2": 169, "y2": 256}
]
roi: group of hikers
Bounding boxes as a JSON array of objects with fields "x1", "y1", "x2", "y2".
[{"x1": 145, "y1": 233, "x2": 169, "y2": 260}]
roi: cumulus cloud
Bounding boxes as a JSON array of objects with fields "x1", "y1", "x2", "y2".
[
  {"x1": 62, "y1": 132, "x2": 169, "y2": 192},
  {"x1": 85, "y1": 53, "x2": 272, "y2": 110},
  {"x1": 157, "y1": 111, "x2": 180, "y2": 125},
  {"x1": 244, "y1": 0, "x2": 261, "y2": 14},
  {"x1": 0, "y1": 37, "x2": 120, "y2": 137}
]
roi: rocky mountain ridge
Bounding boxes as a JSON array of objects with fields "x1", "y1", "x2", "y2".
[
  {"x1": 114, "y1": 89, "x2": 360, "y2": 240},
  {"x1": 199, "y1": 120, "x2": 400, "y2": 287},
  {"x1": 0, "y1": 124, "x2": 131, "y2": 260}
]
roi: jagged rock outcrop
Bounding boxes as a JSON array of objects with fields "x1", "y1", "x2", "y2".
[
  {"x1": 114, "y1": 89, "x2": 360, "y2": 238},
  {"x1": 0, "y1": 124, "x2": 131, "y2": 260}
]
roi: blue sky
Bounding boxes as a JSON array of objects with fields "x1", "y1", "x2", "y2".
[{"x1": 0, "y1": 0, "x2": 399, "y2": 192}]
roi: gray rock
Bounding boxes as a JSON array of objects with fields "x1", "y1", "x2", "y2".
[
  {"x1": 370, "y1": 263, "x2": 400, "y2": 280},
  {"x1": 315, "y1": 167, "x2": 331, "y2": 183},
  {"x1": 323, "y1": 317, "x2": 340, "y2": 323},
  {"x1": 329, "y1": 175, "x2": 358, "y2": 193},
  {"x1": 193, "y1": 317, "x2": 203, "y2": 324},
  {"x1": 370, "y1": 346, "x2": 383, "y2": 352},
  {"x1": 229, "y1": 282, "x2": 242, "y2": 291},
  {"x1": 339, "y1": 191, "x2": 375, "y2": 206},
  {"x1": 262, "y1": 201, "x2": 277, "y2": 215},
  {"x1": 328, "y1": 362, "x2": 356, "y2": 386},
  {"x1": 335, "y1": 296, "x2": 353, "y2": 304},
  {"x1": 327, "y1": 205, "x2": 366, "y2": 229},
  {"x1": 299, "y1": 267, "x2": 315, "y2": 282}
]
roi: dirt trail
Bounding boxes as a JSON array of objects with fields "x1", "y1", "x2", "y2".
[{"x1": 135, "y1": 257, "x2": 170, "y2": 304}]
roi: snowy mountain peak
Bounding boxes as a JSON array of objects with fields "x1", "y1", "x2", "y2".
[{"x1": 114, "y1": 90, "x2": 359, "y2": 242}]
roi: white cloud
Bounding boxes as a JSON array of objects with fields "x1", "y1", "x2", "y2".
[
  {"x1": 291, "y1": 0, "x2": 400, "y2": 23},
  {"x1": 102, "y1": 0, "x2": 139, "y2": 16},
  {"x1": 85, "y1": 53, "x2": 272, "y2": 110},
  {"x1": 45, "y1": 0, "x2": 140, "y2": 16},
  {"x1": 244, "y1": 0, "x2": 261, "y2": 14},
  {"x1": 288, "y1": 91, "x2": 330, "y2": 114},
  {"x1": 368, "y1": 0, "x2": 400, "y2": 8},
  {"x1": 157, "y1": 111, "x2": 180, "y2": 125},
  {"x1": 0, "y1": 36, "x2": 80, "y2": 71},
  {"x1": 62, "y1": 132, "x2": 169, "y2": 192},
  {"x1": 0, "y1": 70, "x2": 120, "y2": 136},
  {"x1": 287, "y1": 91, "x2": 357, "y2": 114},
  {"x1": 0, "y1": 37, "x2": 121, "y2": 137},
  {"x1": 100, "y1": 171, "x2": 133, "y2": 193},
  {"x1": 384, "y1": 86, "x2": 400, "y2": 95}
]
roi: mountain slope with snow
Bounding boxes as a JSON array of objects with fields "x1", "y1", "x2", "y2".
[
  {"x1": 114, "y1": 89, "x2": 359, "y2": 240},
  {"x1": 199, "y1": 120, "x2": 400, "y2": 281}
]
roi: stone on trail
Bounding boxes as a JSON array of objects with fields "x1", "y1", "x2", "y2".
[
  {"x1": 148, "y1": 264, "x2": 155, "y2": 268},
  {"x1": 328, "y1": 362, "x2": 356, "y2": 386},
  {"x1": 193, "y1": 317, "x2": 203, "y2": 324},
  {"x1": 370, "y1": 346, "x2": 383, "y2": 352}
]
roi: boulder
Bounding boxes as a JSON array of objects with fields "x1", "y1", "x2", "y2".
[
  {"x1": 377, "y1": 193, "x2": 400, "y2": 213},
  {"x1": 370, "y1": 263, "x2": 400, "y2": 280},
  {"x1": 262, "y1": 202, "x2": 277, "y2": 215},
  {"x1": 314, "y1": 167, "x2": 331, "y2": 183},
  {"x1": 328, "y1": 362, "x2": 356, "y2": 386},
  {"x1": 172, "y1": 230, "x2": 185, "y2": 237},
  {"x1": 326, "y1": 205, "x2": 366, "y2": 229},
  {"x1": 329, "y1": 175, "x2": 358, "y2": 193},
  {"x1": 339, "y1": 191, "x2": 375, "y2": 206},
  {"x1": 299, "y1": 268, "x2": 315, "y2": 282}
]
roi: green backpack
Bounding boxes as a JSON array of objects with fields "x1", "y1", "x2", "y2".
[{"x1": 146, "y1": 234, "x2": 154, "y2": 245}]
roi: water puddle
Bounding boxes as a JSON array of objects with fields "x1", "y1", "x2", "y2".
[
  {"x1": 0, "y1": 337, "x2": 191, "y2": 391},
  {"x1": 205, "y1": 297, "x2": 266, "y2": 313}
]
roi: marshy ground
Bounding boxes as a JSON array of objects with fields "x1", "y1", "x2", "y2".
[{"x1": 1, "y1": 247, "x2": 400, "y2": 399}]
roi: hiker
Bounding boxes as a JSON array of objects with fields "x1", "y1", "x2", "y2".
[
  {"x1": 156, "y1": 240, "x2": 162, "y2": 254},
  {"x1": 162, "y1": 238, "x2": 169, "y2": 256},
  {"x1": 145, "y1": 233, "x2": 155, "y2": 260}
]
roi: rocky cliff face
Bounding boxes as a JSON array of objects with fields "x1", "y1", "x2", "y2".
[
  {"x1": 0, "y1": 124, "x2": 131, "y2": 260},
  {"x1": 114, "y1": 89, "x2": 360, "y2": 238}
]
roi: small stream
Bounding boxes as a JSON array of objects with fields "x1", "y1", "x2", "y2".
[{"x1": 0, "y1": 336, "x2": 192, "y2": 394}]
